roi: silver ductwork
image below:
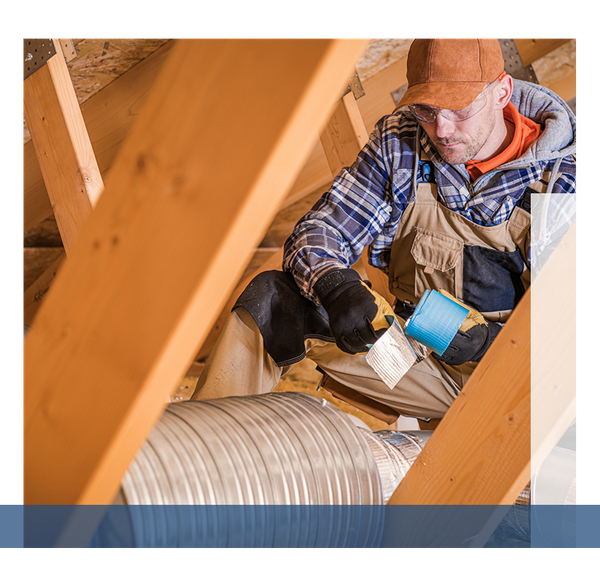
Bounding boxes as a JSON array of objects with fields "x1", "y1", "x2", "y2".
[
  {"x1": 117, "y1": 392, "x2": 388, "y2": 547},
  {"x1": 122, "y1": 392, "x2": 383, "y2": 507},
  {"x1": 356, "y1": 428, "x2": 432, "y2": 503},
  {"x1": 92, "y1": 392, "x2": 575, "y2": 547}
]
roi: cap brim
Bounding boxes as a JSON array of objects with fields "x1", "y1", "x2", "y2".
[{"x1": 396, "y1": 81, "x2": 488, "y2": 111}]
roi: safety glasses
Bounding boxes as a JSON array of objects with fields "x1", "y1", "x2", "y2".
[{"x1": 406, "y1": 78, "x2": 500, "y2": 124}]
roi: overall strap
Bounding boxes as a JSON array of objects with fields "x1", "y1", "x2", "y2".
[{"x1": 417, "y1": 147, "x2": 436, "y2": 185}]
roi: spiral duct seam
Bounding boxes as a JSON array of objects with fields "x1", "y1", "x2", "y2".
[{"x1": 119, "y1": 392, "x2": 386, "y2": 547}]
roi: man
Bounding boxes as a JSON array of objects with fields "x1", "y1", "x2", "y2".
[{"x1": 191, "y1": 39, "x2": 576, "y2": 421}]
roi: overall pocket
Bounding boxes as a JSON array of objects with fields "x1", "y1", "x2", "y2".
[
  {"x1": 410, "y1": 228, "x2": 463, "y2": 299},
  {"x1": 462, "y1": 244, "x2": 527, "y2": 313}
]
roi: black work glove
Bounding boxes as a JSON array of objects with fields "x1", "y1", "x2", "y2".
[
  {"x1": 314, "y1": 268, "x2": 395, "y2": 354},
  {"x1": 432, "y1": 290, "x2": 502, "y2": 365}
]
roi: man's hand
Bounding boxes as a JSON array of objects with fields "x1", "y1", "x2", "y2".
[
  {"x1": 433, "y1": 290, "x2": 502, "y2": 365},
  {"x1": 315, "y1": 268, "x2": 395, "y2": 354}
]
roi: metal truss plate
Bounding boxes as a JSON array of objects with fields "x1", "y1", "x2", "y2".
[
  {"x1": 59, "y1": 39, "x2": 77, "y2": 63},
  {"x1": 499, "y1": 39, "x2": 539, "y2": 84},
  {"x1": 341, "y1": 70, "x2": 365, "y2": 100},
  {"x1": 24, "y1": 39, "x2": 56, "y2": 79},
  {"x1": 391, "y1": 83, "x2": 408, "y2": 106}
]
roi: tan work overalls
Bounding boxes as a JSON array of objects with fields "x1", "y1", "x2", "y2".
[
  {"x1": 302, "y1": 161, "x2": 531, "y2": 419},
  {"x1": 193, "y1": 154, "x2": 533, "y2": 420},
  {"x1": 389, "y1": 161, "x2": 531, "y2": 322}
]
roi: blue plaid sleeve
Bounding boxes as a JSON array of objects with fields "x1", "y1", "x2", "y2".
[{"x1": 283, "y1": 116, "x2": 416, "y2": 304}]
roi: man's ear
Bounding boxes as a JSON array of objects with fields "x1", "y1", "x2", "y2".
[{"x1": 494, "y1": 75, "x2": 513, "y2": 110}]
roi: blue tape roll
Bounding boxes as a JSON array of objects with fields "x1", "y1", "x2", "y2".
[{"x1": 404, "y1": 290, "x2": 470, "y2": 356}]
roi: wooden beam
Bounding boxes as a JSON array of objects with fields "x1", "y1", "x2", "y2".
[
  {"x1": 514, "y1": 39, "x2": 572, "y2": 67},
  {"x1": 23, "y1": 42, "x2": 177, "y2": 328},
  {"x1": 319, "y1": 91, "x2": 369, "y2": 177},
  {"x1": 382, "y1": 288, "x2": 530, "y2": 546},
  {"x1": 24, "y1": 41, "x2": 175, "y2": 232},
  {"x1": 548, "y1": 71, "x2": 576, "y2": 103},
  {"x1": 383, "y1": 221, "x2": 577, "y2": 545},
  {"x1": 24, "y1": 39, "x2": 104, "y2": 254},
  {"x1": 24, "y1": 39, "x2": 368, "y2": 511},
  {"x1": 387, "y1": 288, "x2": 531, "y2": 507}
]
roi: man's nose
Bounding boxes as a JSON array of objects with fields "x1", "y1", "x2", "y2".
[{"x1": 435, "y1": 113, "x2": 457, "y2": 137}]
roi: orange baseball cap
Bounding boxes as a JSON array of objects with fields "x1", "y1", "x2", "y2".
[{"x1": 396, "y1": 39, "x2": 506, "y2": 111}]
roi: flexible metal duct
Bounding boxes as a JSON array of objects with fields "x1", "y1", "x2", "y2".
[
  {"x1": 116, "y1": 392, "x2": 386, "y2": 547},
  {"x1": 356, "y1": 428, "x2": 432, "y2": 503},
  {"x1": 92, "y1": 389, "x2": 574, "y2": 547}
]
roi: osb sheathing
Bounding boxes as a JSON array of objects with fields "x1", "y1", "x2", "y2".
[
  {"x1": 23, "y1": 38, "x2": 576, "y2": 143},
  {"x1": 531, "y1": 39, "x2": 576, "y2": 87},
  {"x1": 23, "y1": 39, "x2": 169, "y2": 143}
]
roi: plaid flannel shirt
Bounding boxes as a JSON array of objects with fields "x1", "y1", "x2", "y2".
[{"x1": 283, "y1": 112, "x2": 576, "y2": 305}]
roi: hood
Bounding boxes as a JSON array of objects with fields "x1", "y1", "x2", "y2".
[{"x1": 510, "y1": 78, "x2": 576, "y2": 162}]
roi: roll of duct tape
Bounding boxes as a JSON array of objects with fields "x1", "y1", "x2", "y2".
[{"x1": 404, "y1": 290, "x2": 469, "y2": 356}]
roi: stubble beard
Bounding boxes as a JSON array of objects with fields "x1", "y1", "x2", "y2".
[
  {"x1": 434, "y1": 131, "x2": 490, "y2": 165},
  {"x1": 427, "y1": 108, "x2": 496, "y2": 166}
]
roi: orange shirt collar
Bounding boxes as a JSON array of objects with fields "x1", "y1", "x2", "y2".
[{"x1": 465, "y1": 102, "x2": 541, "y2": 181}]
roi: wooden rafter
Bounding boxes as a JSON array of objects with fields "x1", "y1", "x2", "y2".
[
  {"x1": 319, "y1": 91, "x2": 369, "y2": 177},
  {"x1": 387, "y1": 289, "x2": 531, "y2": 507},
  {"x1": 24, "y1": 39, "x2": 368, "y2": 518},
  {"x1": 383, "y1": 221, "x2": 576, "y2": 546},
  {"x1": 514, "y1": 38, "x2": 571, "y2": 67},
  {"x1": 24, "y1": 41, "x2": 175, "y2": 232},
  {"x1": 24, "y1": 39, "x2": 105, "y2": 326},
  {"x1": 24, "y1": 39, "x2": 104, "y2": 254}
]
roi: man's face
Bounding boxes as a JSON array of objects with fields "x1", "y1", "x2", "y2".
[{"x1": 418, "y1": 97, "x2": 498, "y2": 165}]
